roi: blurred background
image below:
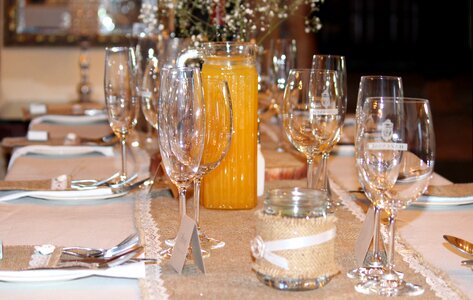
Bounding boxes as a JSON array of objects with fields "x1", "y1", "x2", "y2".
[{"x1": 0, "y1": 0, "x2": 471, "y2": 182}]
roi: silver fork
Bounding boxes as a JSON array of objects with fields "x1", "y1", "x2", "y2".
[
  {"x1": 71, "y1": 173, "x2": 137, "y2": 190},
  {"x1": 62, "y1": 233, "x2": 139, "y2": 258}
]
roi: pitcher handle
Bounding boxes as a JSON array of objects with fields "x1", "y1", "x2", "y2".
[{"x1": 176, "y1": 47, "x2": 204, "y2": 69}]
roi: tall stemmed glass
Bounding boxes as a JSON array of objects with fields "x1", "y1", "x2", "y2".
[
  {"x1": 141, "y1": 57, "x2": 160, "y2": 129},
  {"x1": 355, "y1": 97, "x2": 434, "y2": 296},
  {"x1": 104, "y1": 47, "x2": 139, "y2": 182},
  {"x1": 269, "y1": 38, "x2": 297, "y2": 152},
  {"x1": 282, "y1": 69, "x2": 344, "y2": 191},
  {"x1": 158, "y1": 67, "x2": 205, "y2": 248},
  {"x1": 311, "y1": 55, "x2": 347, "y2": 202},
  {"x1": 310, "y1": 69, "x2": 346, "y2": 207},
  {"x1": 193, "y1": 78, "x2": 232, "y2": 251},
  {"x1": 347, "y1": 75, "x2": 404, "y2": 279}
]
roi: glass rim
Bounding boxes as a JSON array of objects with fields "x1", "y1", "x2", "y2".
[
  {"x1": 360, "y1": 75, "x2": 402, "y2": 81},
  {"x1": 104, "y1": 46, "x2": 132, "y2": 52},
  {"x1": 365, "y1": 96, "x2": 429, "y2": 104},
  {"x1": 312, "y1": 54, "x2": 345, "y2": 59}
]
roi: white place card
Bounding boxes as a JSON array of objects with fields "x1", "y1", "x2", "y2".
[
  {"x1": 355, "y1": 205, "x2": 375, "y2": 266},
  {"x1": 29, "y1": 103, "x2": 47, "y2": 115},
  {"x1": 27, "y1": 130, "x2": 49, "y2": 141},
  {"x1": 170, "y1": 214, "x2": 205, "y2": 274}
]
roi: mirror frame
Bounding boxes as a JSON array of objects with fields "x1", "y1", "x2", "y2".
[{"x1": 3, "y1": 0, "x2": 137, "y2": 47}]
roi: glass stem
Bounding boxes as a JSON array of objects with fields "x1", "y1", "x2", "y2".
[
  {"x1": 178, "y1": 187, "x2": 187, "y2": 225},
  {"x1": 120, "y1": 137, "x2": 127, "y2": 181},
  {"x1": 372, "y1": 206, "x2": 382, "y2": 264},
  {"x1": 307, "y1": 157, "x2": 314, "y2": 188},
  {"x1": 314, "y1": 152, "x2": 330, "y2": 192},
  {"x1": 193, "y1": 177, "x2": 201, "y2": 229},
  {"x1": 386, "y1": 209, "x2": 397, "y2": 275}
]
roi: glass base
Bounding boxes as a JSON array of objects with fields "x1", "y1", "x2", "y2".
[
  {"x1": 159, "y1": 246, "x2": 210, "y2": 260},
  {"x1": 256, "y1": 272, "x2": 334, "y2": 291},
  {"x1": 346, "y1": 266, "x2": 384, "y2": 280},
  {"x1": 355, "y1": 274, "x2": 424, "y2": 297},
  {"x1": 199, "y1": 231, "x2": 225, "y2": 250},
  {"x1": 165, "y1": 233, "x2": 225, "y2": 250}
]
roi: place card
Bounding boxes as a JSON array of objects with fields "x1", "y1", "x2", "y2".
[
  {"x1": 355, "y1": 205, "x2": 375, "y2": 266},
  {"x1": 29, "y1": 103, "x2": 47, "y2": 115},
  {"x1": 0, "y1": 240, "x2": 3, "y2": 260},
  {"x1": 169, "y1": 215, "x2": 205, "y2": 274},
  {"x1": 27, "y1": 130, "x2": 49, "y2": 141}
]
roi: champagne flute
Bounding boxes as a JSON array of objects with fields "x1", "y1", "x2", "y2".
[
  {"x1": 157, "y1": 67, "x2": 205, "y2": 248},
  {"x1": 193, "y1": 79, "x2": 233, "y2": 251},
  {"x1": 141, "y1": 57, "x2": 160, "y2": 130},
  {"x1": 269, "y1": 38, "x2": 297, "y2": 152},
  {"x1": 355, "y1": 97, "x2": 434, "y2": 296},
  {"x1": 104, "y1": 46, "x2": 139, "y2": 182},
  {"x1": 311, "y1": 55, "x2": 347, "y2": 202},
  {"x1": 347, "y1": 75, "x2": 403, "y2": 279},
  {"x1": 309, "y1": 68, "x2": 346, "y2": 208},
  {"x1": 282, "y1": 69, "x2": 344, "y2": 190}
]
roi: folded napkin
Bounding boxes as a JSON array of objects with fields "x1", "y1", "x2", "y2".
[
  {"x1": 0, "y1": 245, "x2": 145, "y2": 282},
  {"x1": 416, "y1": 183, "x2": 473, "y2": 206},
  {"x1": 23, "y1": 102, "x2": 105, "y2": 120}
]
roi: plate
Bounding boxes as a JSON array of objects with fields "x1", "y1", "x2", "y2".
[
  {"x1": 0, "y1": 188, "x2": 127, "y2": 203},
  {"x1": 0, "y1": 262, "x2": 145, "y2": 282},
  {"x1": 0, "y1": 270, "x2": 91, "y2": 282},
  {"x1": 413, "y1": 194, "x2": 473, "y2": 207}
]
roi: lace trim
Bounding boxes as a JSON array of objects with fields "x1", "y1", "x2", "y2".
[
  {"x1": 135, "y1": 189, "x2": 169, "y2": 300},
  {"x1": 331, "y1": 179, "x2": 468, "y2": 300}
]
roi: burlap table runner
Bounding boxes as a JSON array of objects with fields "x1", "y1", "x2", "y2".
[{"x1": 143, "y1": 179, "x2": 444, "y2": 299}]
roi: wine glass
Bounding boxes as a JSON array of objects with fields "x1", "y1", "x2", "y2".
[
  {"x1": 311, "y1": 55, "x2": 347, "y2": 202},
  {"x1": 355, "y1": 97, "x2": 434, "y2": 296},
  {"x1": 193, "y1": 78, "x2": 233, "y2": 251},
  {"x1": 104, "y1": 46, "x2": 139, "y2": 182},
  {"x1": 268, "y1": 38, "x2": 297, "y2": 152},
  {"x1": 282, "y1": 69, "x2": 344, "y2": 191},
  {"x1": 347, "y1": 75, "x2": 404, "y2": 279},
  {"x1": 157, "y1": 67, "x2": 205, "y2": 248}
]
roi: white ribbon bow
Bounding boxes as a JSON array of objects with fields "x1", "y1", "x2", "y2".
[{"x1": 251, "y1": 228, "x2": 336, "y2": 270}]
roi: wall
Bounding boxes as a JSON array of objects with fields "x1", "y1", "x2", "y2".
[
  {"x1": 0, "y1": 0, "x2": 105, "y2": 104},
  {"x1": 1, "y1": 47, "x2": 105, "y2": 103}
]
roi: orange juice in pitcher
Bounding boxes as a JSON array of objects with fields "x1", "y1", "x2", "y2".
[{"x1": 180, "y1": 42, "x2": 258, "y2": 209}]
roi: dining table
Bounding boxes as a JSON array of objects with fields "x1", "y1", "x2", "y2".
[{"x1": 0, "y1": 114, "x2": 472, "y2": 300}]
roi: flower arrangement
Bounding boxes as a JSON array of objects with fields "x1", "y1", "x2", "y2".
[{"x1": 140, "y1": 0, "x2": 324, "y2": 43}]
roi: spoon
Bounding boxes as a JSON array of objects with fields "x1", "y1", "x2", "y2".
[{"x1": 443, "y1": 235, "x2": 473, "y2": 256}]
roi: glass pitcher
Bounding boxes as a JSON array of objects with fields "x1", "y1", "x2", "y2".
[{"x1": 178, "y1": 42, "x2": 259, "y2": 209}]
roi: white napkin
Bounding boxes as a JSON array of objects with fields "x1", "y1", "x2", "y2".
[
  {"x1": 29, "y1": 114, "x2": 108, "y2": 126},
  {"x1": 0, "y1": 261, "x2": 145, "y2": 282}
]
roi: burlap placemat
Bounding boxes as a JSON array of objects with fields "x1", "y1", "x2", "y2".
[
  {"x1": 0, "y1": 245, "x2": 63, "y2": 271},
  {"x1": 147, "y1": 179, "x2": 441, "y2": 299},
  {"x1": 425, "y1": 183, "x2": 473, "y2": 198}
]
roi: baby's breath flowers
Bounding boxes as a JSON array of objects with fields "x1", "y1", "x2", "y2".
[{"x1": 154, "y1": 0, "x2": 324, "y2": 43}]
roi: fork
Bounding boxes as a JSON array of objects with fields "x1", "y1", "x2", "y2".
[{"x1": 62, "y1": 233, "x2": 139, "y2": 258}]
